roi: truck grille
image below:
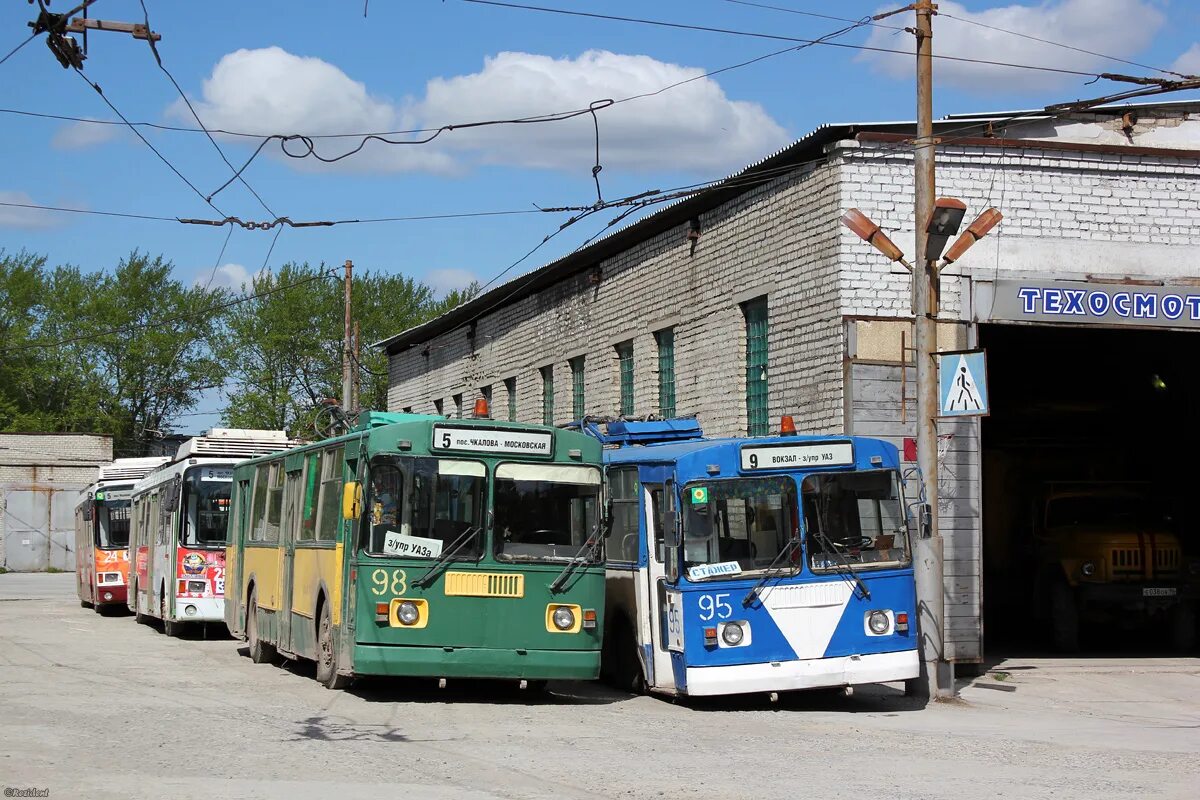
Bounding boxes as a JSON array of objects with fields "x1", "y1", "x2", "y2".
[
  {"x1": 443, "y1": 572, "x2": 524, "y2": 598},
  {"x1": 1109, "y1": 546, "x2": 1179, "y2": 578}
]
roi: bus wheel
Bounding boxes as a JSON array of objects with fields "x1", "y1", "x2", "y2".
[
  {"x1": 247, "y1": 591, "x2": 277, "y2": 664},
  {"x1": 1170, "y1": 604, "x2": 1197, "y2": 653},
  {"x1": 1050, "y1": 582, "x2": 1080, "y2": 653},
  {"x1": 161, "y1": 591, "x2": 181, "y2": 638},
  {"x1": 80, "y1": 598, "x2": 93, "y2": 609},
  {"x1": 316, "y1": 602, "x2": 350, "y2": 690}
]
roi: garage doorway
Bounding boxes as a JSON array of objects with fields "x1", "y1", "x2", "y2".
[{"x1": 980, "y1": 322, "x2": 1199, "y2": 654}]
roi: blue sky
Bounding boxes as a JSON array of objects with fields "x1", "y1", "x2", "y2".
[{"x1": 3, "y1": 0, "x2": 1198, "y2": 434}]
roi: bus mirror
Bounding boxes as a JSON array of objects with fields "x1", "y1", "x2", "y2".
[
  {"x1": 663, "y1": 510, "x2": 680, "y2": 547},
  {"x1": 342, "y1": 481, "x2": 363, "y2": 520}
]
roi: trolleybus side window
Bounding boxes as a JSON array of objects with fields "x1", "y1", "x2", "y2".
[
  {"x1": 181, "y1": 468, "x2": 232, "y2": 549},
  {"x1": 802, "y1": 470, "x2": 909, "y2": 570},
  {"x1": 249, "y1": 465, "x2": 273, "y2": 543},
  {"x1": 495, "y1": 463, "x2": 602, "y2": 562},
  {"x1": 682, "y1": 477, "x2": 796, "y2": 575},
  {"x1": 315, "y1": 447, "x2": 345, "y2": 542},
  {"x1": 151, "y1": 491, "x2": 164, "y2": 544},
  {"x1": 608, "y1": 467, "x2": 640, "y2": 563},
  {"x1": 299, "y1": 452, "x2": 320, "y2": 541},
  {"x1": 265, "y1": 463, "x2": 285, "y2": 542}
]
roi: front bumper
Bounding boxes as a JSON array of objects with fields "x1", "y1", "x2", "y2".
[
  {"x1": 171, "y1": 596, "x2": 224, "y2": 623},
  {"x1": 352, "y1": 644, "x2": 601, "y2": 681},
  {"x1": 683, "y1": 649, "x2": 919, "y2": 696},
  {"x1": 94, "y1": 585, "x2": 127, "y2": 606},
  {"x1": 1077, "y1": 582, "x2": 1195, "y2": 610}
]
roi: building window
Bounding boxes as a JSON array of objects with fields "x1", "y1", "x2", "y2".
[
  {"x1": 452, "y1": 393, "x2": 463, "y2": 419},
  {"x1": 743, "y1": 296, "x2": 769, "y2": 436},
  {"x1": 655, "y1": 328, "x2": 675, "y2": 419},
  {"x1": 504, "y1": 377, "x2": 517, "y2": 422},
  {"x1": 434, "y1": 398, "x2": 443, "y2": 417},
  {"x1": 541, "y1": 366, "x2": 554, "y2": 426},
  {"x1": 570, "y1": 356, "x2": 586, "y2": 420},
  {"x1": 402, "y1": 406, "x2": 413, "y2": 414},
  {"x1": 616, "y1": 341, "x2": 634, "y2": 416},
  {"x1": 480, "y1": 385, "x2": 492, "y2": 416}
]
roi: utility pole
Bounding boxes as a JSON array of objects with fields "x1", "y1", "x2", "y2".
[
  {"x1": 351, "y1": 320, "x2": 361, "y2": 415},
  {"x1": 913, "y1": 1, "x2": 952, "y2": 699},
  {"x1": 342, "y1": 259, "x2": 354, "y2": 414}
]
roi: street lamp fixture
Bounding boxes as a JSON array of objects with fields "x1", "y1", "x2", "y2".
[
  {"x1": 840, "y1": 208, "x2": 913, "y2": 271},
  {"x1": 924, "y1": 197, "x2": 967, "y2": 262},
  {"x1": 941, "y1": 207, "x2": 1003, "y2": 266}
]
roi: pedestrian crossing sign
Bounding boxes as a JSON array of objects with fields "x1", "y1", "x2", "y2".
[{"x1": 936, "y1": 350, "x2": 989, "y2": 417}]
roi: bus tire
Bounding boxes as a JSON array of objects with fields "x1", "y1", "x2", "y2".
[
  {"x1": 247, "y1": 591, "x2": 276, "y2": 664},
  {"x1": 1050, "y1": 582, "x2": 1080, "y2": 653},
  {"x1": 316, "y1": 600, "x2": 350, "y2": 690},
  {"x1": 161, "y1": 589, "x2": 181, "y2": 638},
  {"x1": 80, "y1": 598, "x2": 93, "y2": 609},
  {"x1": 1170, "y1": 604, "x2": 1197, "y2": 653}
]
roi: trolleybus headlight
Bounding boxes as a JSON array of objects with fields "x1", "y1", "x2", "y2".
[
  {"x1": 868, "y1": 610, "x2": 890, "y2": 635},
  {"x1": 184, "y1": 604, "x2": 198, "y2": 617},
  {"x1": 721, "y1": 622, "x2": 745, "y2": 646},
  {"x1": 1081, "y1": 561, "x2": 1096, "y2": 577},
  {"x1": 552, "y1": 606, "x2": 576, "y2": 631},
  {"x1": 397, "y1": 601, "x2": 420, "y2": 626},
  {"x1": 103, "y1": 591, "x2": 113, "y2": 601}
]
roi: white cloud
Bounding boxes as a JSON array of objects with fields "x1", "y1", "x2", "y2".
[
  {"x1": 1173, "y1": 43, "x2": 1200, "y2": 75},
  {"x1": 0, "y1": 190, "x2": 60, "y2": 229},
  {"x1": 196, "y1": 262, "x2": 258, "y2": 291},
  {"x1": 423, "y1": 267, "x2": 479, "y2": 297},
  {"x1": 51, "y1": 119, "x2": 120, "y2": 150},
  {"x1": 860, "y1": 0, "x2": 1164, "y2": 92},
  {"x1": 176, "y1": 47, "x2": 788, "y2": 176}
]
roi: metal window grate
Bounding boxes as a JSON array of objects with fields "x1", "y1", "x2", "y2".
[
  {"x1": 504, "y1": 377, "x2": 517, "y2": 422},
  {"x1": 655, "y1": 328, "x2": 676, "y2": 419},
  {"x1": 743, "y1": 297, "x2": 769, "y2": 436},
  {"x1": 541, "y1": 366, "x2": 554, "y2": 426},
  {"x1": 570, "y1": 356, "x2": 586, "y2": 420},
  {"x1": 616, "y1": 341, "x2": 634, "y2": 416}
]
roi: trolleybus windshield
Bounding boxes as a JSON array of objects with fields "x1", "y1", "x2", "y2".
[
  {"x1": 366, "y1": 457, "x2": 486, "y2": 559},
  {"x1": 181, "y1": 467, "x2": 232, "y2": 549},
  {"x1": 96, "y1": 492, "x2": 132, "y2": 549},
  {"x1": 682, "y1": 477, "x2": 797, "y2": 576},
  {"x1": 802, "y1": 471, "x2": 909, "y2": 570},
  {"x1": 494, "y1": 463, "x2": 601, "y2": 562}
]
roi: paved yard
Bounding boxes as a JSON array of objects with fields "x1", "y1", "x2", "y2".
[{"x1": 1, "y1": 573, "x2": 1197, "y2": 799}]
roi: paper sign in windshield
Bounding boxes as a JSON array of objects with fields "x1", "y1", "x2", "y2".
[
  {"x1": 687, "y1": 561, "x2": 742, "y2": 581},
  {"x1": 382, "y1": 531, "x2": 444, "y2": 559}
]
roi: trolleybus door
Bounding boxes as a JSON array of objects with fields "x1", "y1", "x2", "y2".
[
  {"x1": 644, "y1": 481, "x2": 677, "y2": 692},
  {"x1": 278, "y1": 469, "x2": 303, "y2": 654}
]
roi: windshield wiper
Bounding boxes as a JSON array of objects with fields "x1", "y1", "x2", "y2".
[
  {"x1": 413, "y1": 525, "x2": 482, "y2": 587},
  {"x1": 549, "y1": 533, "x2": 602, "y2": 593},
  {"x1": 742, "y1": 536, "x2": 801, "y2": 607},
  {"x1": 810, "y1": 517, "x2": 871, "y2": 601}
]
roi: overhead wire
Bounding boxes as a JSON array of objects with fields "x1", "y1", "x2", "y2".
[
  {"x1": 717, "y1": 0, "x2": 906, "y2": 32},
  {"x1": 136, "y1": 0, "x2": 277, "y2": 217},
  {"x1": 0, "y1": 33, "x2": 38, "y2": 67}
]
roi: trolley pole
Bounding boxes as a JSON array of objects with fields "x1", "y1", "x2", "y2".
[
  {"x1": 342, "y1": 259, "x2": 354, "y2": 414},
  {"x1": 913, "y1": 1, "x2": 952, "y2": 699}
]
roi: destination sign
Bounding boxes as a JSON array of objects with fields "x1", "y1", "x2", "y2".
[
  {"x1": 740, "y1": 441, "x2": 854, "y2": 471},
  {"x1": 431, "y1": 425, "x2": 553, "y2": 456}
]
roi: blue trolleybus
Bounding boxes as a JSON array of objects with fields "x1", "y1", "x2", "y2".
[{"x1": 587, "y1": 418, "x2": 919, "y2": 697}]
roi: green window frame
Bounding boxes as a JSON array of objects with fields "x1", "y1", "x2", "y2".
[
  {"x1": 655, "y1": 328, "x2": 676, "y2": 419},
  {"x1": 570, "y1": 356, "x2": 585, "y2": 420},
  {"x1": 504, "y1": 377, "x2": 517, "y2": 422},
  {"x1": 616, "y1": 341, "x2": 634, "y2": 416},
  {"x1": 743, "y1": 297, "x2": 769, "y2": 436},
  {"x1": 452, "y1": 393, "x2": 463, "y2": 419},
  {"x1": 541, "y1": 366, "x2": 554, "y2": 426}
]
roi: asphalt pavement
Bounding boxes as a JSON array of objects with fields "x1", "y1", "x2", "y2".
[{"x1": 1, "y1": 572, "x2": 1197, "y2": 799}]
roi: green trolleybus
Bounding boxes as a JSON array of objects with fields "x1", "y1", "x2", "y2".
[{"x1": 224, "y1": 407, "x2": 606, "y2": 689}]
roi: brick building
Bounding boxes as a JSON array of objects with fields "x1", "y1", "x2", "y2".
[
  {"x1": 381, "y1": 101, "x2": 1200, "y2": 664},
  {"x1": 0, "y1": 433, "x2": 113, "y2": 571}
]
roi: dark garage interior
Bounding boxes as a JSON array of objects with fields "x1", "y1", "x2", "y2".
[{"x1": 979, "y1": 322, "x2": 1199, "y2": 654}]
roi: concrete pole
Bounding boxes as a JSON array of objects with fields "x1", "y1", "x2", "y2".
[
  {"x1": 913, "y1": 1, "x2": 952, "y2": 699},
  {"x1": 342, "y1": 259, "x2": 353, "y2": 415}
]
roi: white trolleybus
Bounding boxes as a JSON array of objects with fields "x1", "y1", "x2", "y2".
[
  {"x1": 127, "y1": 429, "x2": 299, "y2": 635},
  {"x1": 75, "y1": 457, "x2": 170, "y2": 614}
]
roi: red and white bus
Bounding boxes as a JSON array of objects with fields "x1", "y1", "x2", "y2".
[
  {"x1": 75, "y1": 458, "x2": 170, "y2": 614},
  {"x1": 127, "y1": 429, "x2": 300, "y2": 635}
]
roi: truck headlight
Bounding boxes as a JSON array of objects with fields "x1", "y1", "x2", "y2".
[
  {"x1": 721, "y1": 622, "x2": 745, "y2": 646},
  {"x1": 552, "y1": 606, "x2": 575, "y2": 631},
  {"x1": 397, "y1": 601, "x2": 420, "y2": 626},
  {"x1": 1081, "y1": 561, "x2": 1096, "y2": 577}
]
